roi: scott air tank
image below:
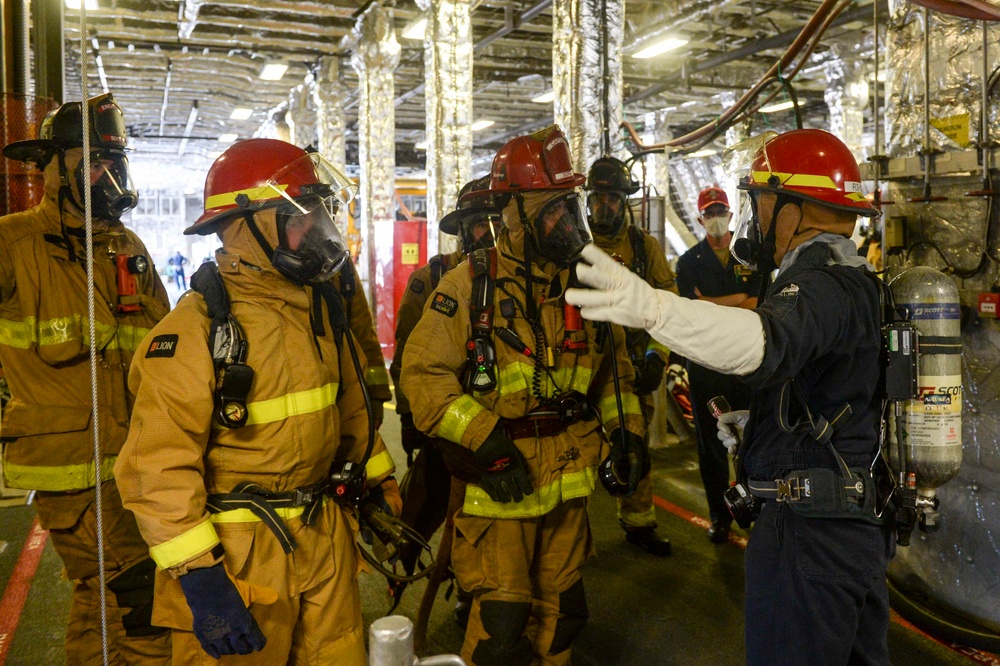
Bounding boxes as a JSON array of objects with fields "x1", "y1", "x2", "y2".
[{"x1": 888, "y1": 266, "x2": 963, "y2": 491}]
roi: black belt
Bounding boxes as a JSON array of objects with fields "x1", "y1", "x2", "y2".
[
  {"x1": 206, "y1": 481, "x2": 328, "y2": 554},
  {"x1": 748, "y1": 472, "x2": 865, "y2": 505}
]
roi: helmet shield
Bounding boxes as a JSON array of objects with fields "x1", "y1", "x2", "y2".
[
  {"x1": 263, "y1": 151, "x2": 357, "y2": 211},
  {"x1": 272, "y1": 192, "x2": 350, "y2": 284},
  {"x1": 721, "y1": 131, "x2": 778, "y2": 178},
  {"x1": 460, "y1": 212, "x2": 498, "y2": 254},
  {"x1": 530, "y1": 191, "x2": 592, "y2": 265},
  {"x1": 730, "y1": 195, "x2": 761, "y2": 269},
  {"x1": 586, "y1": 190, "x2": 627, "y2": 237},
  {"x1": 77, "y1": 149, "x2": 137, "y2": 220}
]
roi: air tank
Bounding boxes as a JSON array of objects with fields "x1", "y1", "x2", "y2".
[{"x1": 888, "y1": 266, "x2": 962, "y2": 532}]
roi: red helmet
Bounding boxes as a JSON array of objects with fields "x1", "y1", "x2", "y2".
[
  {"x1": 488, "y1": 125, "x2": 585, "y2": 193},
  {"x1": 185, "y1": 138, "x2": 356, "y2": 235},
  {"x1": 738, "y1": 129, "x2": 877, "y2": 217}
]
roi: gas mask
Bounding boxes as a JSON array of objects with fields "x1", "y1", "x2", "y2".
[
  {"x1": 460, "y1": 214, "x2": 498, "y2": 254},
  {"x1": 272, "y1": 190, "x2": 350, "y2": 284},
  {"x1": 702, "y1": 215, "x2": 731, "y2": 239},
  {"x1": 586, "y1": 190, "x2": 627, "y2": 237},
  {"x1": 527, "y1": 191, "x2": 592, "y2": 266},
  {"x1": 70, "y1": 149, "x2": 138, "y2": 221}
]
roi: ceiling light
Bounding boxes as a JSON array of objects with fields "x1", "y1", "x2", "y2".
[
  {"x1": 532, "y1": 91, "x2": 555, "y2": 104},
  {"x1": 687, "y1": 149, "x2": 717, "y2": 158},
  {"x1": 207, "y1": 151, "x2": 223, "y2": 160},
  {"x1": 229, "y1": 108, "x2": 253, "y2": 121},
  {"x1": 632, "y1": 37, "x2": 688, "y2": 60},
  {"x1": 218, "y1": 133, "x2": 238, "y2": 143},
  {"x1": 65, "y1": 0, "x2": 99, "y2": 9},
  {"x1": 759, "y1": 100, "x2": 797, "y2": 113},
  {"x1": 471, "y1": 120, "x2": 495, "y2": 131},
  {"x1": 415, "y1": 141, "x2": 428, "y2": 150},
  {"x1": 258, "y1": 61, "x2": 288, "y2": 81},
  {"x1": 402, "y1": 17, "x2": 428, "y2": 40}
]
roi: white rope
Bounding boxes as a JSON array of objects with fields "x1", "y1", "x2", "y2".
[{"x1": 79, "y1": 5, "x2": 112, "y2": 664}]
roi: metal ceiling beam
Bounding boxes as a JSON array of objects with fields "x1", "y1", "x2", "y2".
[
  {"x1": 625, "y1": 1, "x2": 884, "y2": 105},
  {"x1": 473, "y1": 0, "x2": 552, "y2": 52}
]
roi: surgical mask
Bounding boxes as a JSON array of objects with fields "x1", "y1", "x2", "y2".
[
  {"x1": 530, "y1": 192, "x2": 592, "y2": 265},
  {"x1": 74, "y1": 149, "x2": 137, "y2": 221},
  {"x1": 703, "y1": 215, "x2": 730, "y2": 239}
]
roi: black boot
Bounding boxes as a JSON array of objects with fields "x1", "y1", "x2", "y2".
[
  {"x1": 454, "y1": 591, "x2": 473, "y2": 628},
  {"x1": 622, "y1": 524, "x2": 672, "y2": 557},
  {"x1": 707, "y1": 521, "x2": 731, "y2": 544}
]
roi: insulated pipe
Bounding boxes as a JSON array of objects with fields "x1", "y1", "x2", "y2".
[
  {"x1": 12, "y1": 0, "x2": 29, "y2": 94},
  {"x1": 417, "y1": 0, "x2": 473, "y2": 258},
  {"x1": 313, "y1": 56, "x2": 349, "y2": 231}
]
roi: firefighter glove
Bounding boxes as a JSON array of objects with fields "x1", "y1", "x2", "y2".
[
  {"x1": 609, "y1": 428, "x2": 650, "y2": 495},
  {"x1": 473, "y1": 427, "x2": 533, "y2": 503},
  {"x1": 633, "y1": 351, "x2": 666, "y2": 395},
  {"x1": 179, "y1": 563, "x2": 267, "y2": 659},
  {"x1": 399, "y1": 412, "x2": 428, "y2": 456},
  {"x1": 717, "y1": 410, "x2": 749, "y2": 455}
]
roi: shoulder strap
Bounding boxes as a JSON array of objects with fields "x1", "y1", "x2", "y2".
[
  {"x1": 628, "y1": 226, "x2": 647, "y2": 280},
  {"x1": 429, "y1": 255, "x2": 445, "y2": 290},
  {"x1": 468, "y1": 248, "x2": 497, "y2": 338}
]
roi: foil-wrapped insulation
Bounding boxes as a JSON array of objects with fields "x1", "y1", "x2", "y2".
[
  {"x1": 178, "y1": 0, "x2": 206, "y2": 40},
  {"x1": 351, "y1": 2, "x2": 400, "y2": 335},
  {"x1": 553, "y1": 0, "x2": 624, "y2": 173},
  {"x1": 287, "y1": 82, "x2": 317, "y2": 150},
  {"x1": 882, "y1": 176, "x2": 1000, "y2": 632},
  {"x1": 824, "y1": 48, "x2": 867, "y2": 160},
  {"x1": 313, "y1": 56, "x2": 350, "y2": 236},
  {"x1": 417, "y1": 0, "x2": 473, "y2": 258},
  {"x1": 669, "y1": 156, "x2": 722, "y2": 238},
  {"x1": 884, "y1": 0, "x2": 1000, "y2": 158}
]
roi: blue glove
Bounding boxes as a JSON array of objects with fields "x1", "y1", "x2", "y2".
[
  {"x1": 179, "y1": 564, "x2": 267, "y2": 659},
  {"x1": 473, "y1": 427, "x2": 533, "y2": 503}
]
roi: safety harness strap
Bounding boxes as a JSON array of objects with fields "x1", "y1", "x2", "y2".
[{"x1": 206, "y1": 480, "x2": 330, "y2": 554}]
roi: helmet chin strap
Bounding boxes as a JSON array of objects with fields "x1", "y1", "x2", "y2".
[{"x1": 241, "y1": 209, "x2": 277, "y2": 264}]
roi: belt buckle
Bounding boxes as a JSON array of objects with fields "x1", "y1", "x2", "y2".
[
  {"x1": 775, "y1": 477, "x2": 804, "y2": 502},
  {"x1": 293, "y1": 487, "x2": 315, "y2": 506}
]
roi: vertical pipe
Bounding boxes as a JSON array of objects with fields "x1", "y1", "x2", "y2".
[
  {"x1": 12, "y1": 0, "x2": 28, "y2": 94},
  {"x1": 980, "y1": 20, "x2": 990, "y2": 184},
  {"x1": 313, "y1": 55, "x2": 349, "y2": 231},
  {"x1": 33, "y1": 0, "x2": 64, "y2": 103},
  {"x1": 417, "y1": 0, "x2": 472, "y2": 258},
  {"x1": 872, "y1": 0, "x2": 881, "y2": 194},
  {"x1": 369, "y1": 615, "x2": 415, "y2": 666}
]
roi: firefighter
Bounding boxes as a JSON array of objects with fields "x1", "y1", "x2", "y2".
[
  {"x1": 401, "y1": 125, "x2": 646, "y2": 666},
  {"x1": 115, "y1": 138, "x2": 401, "y2": 663},
  {"x1": 585, "y1": 155, "x2": 675, "y2": 557},
  {"x1": 389, "y1": 176, "x2": 497, "y2": 623},
  {"x1": 567, "y1": 129, "x2": 892, "y2": 664},
  {"x1": 0, "y1": 94, "x2": 171, "y2": 664}
]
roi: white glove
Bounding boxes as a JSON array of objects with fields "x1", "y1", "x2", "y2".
[
  {"x1": 566, "y1": 244, "x2": 660, "y2": 331},
  {"x1": 717, "y1": 410, "x2": 750, "y2": 455}
]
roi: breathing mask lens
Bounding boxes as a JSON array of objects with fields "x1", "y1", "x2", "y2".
[
  {"x1": 730, "y1": 195, "x2": 761, "y2": 269},
  {"x1": 462, "y1": 214, "x2": 497, "y2": 254},
  {"x1": 586, "y1": 191, "x2": 627, "y2": 236},
  {"x1": 273, "y1": 194, "x2": 350, "y2": 284},
  {"x1": 76, "y1": 149, "x2": 137, "y2": 220},
  {"x1": 532, "y1": 192, "x2": 592, "y2": 266}
]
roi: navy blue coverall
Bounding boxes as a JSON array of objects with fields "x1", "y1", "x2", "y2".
[
  {"x1": 675, "y1": 238, "x2": 760, "y2": 527},
  {"x1": 739, "y1": 240, "x2": 893, "y2": 666}
]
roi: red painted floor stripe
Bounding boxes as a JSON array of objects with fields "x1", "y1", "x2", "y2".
[
  {"x1": 0, "y1": 519, "x2": 48, "y2": 666},
  {"x1": 651, "y1": 494, "x2": 999, "y2": 665}
]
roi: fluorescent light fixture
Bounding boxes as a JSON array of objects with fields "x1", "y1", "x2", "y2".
[
  {"x1": 258, "y1": 62, "x2": 288, "y2": 81},
  {"x1": 532, "y1": 91, "x2": 555, "y2": 104},
  {"x1": 403, "y1": 17, "x2": 428, "y2": 40},
  {"x1": 471, "y1": 119, "x2": 495, "y2": 131},
  {"x1": 229, "y1": 108, "x2": 253, "y2": 120},
  {"x1": 759, "y1": 100, "x2": 797, "y2": 113},
  {"x1": 65, "y1": 0, "x2": 99, "y2": 9},
  {"x1": 218, "y1": 133, "x2": 239, "y2": 143},
  {"x1": 207, "y1": 151, "x2": 223, "y2": 159},
  {"x1": 632, "y1": 37, "x2": 688, "y2": 60},
  {"x1": 687, "y1": 149, "x2": 717, "y2": 158},
  {"x1": 415, "y1": 141, "x2": 428, "y2": 150}
]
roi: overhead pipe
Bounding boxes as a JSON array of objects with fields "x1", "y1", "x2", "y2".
[
  {"x1": 176, "y1": 101, "x2": 199, "y2": 155},
  {"x1": 159, "y1": 58, "x2": 173, "y2": 139}
]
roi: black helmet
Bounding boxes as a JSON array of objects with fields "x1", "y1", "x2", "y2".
[
  {"x1": 585, "y1": 156, "x2": 639, "y2": 195},
  {"x1": 3, "y1": 93, "x2": 128, "y2": 167},
  {"x1": 440, "y1": 176, "x2": 498, "y2": 254}
]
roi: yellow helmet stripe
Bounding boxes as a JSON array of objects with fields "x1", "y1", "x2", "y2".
[
  {"x1": 750, "y1": 171, "x2": 838, "y2": 190},
  {"x1": 205, "y1": 183, "x2": 289, "y2": 210}
]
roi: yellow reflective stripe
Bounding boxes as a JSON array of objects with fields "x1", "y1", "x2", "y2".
[
  {"x1": 366, "y1": 365, "x2": 390, "y2": 387},
  {"x1": 243, "y1": 382, "x2": 338, "y2": 427},
  {"x1": 462, "y1": 466, "x2": 596, "y2": 519},
  {"x1": 438, "y1": 395, "x2": 486, "y2": 444},
  {"x1": 365, "y1": 450, "x2": 395, "y2": 481},
  {"x1": 497, "y1": 361, "x2": 593, "y2": 399},
  {"x1": 209, "y1": 502, "x2": 319, "y2": 524},
  {"x1": 620, "y1": 505, "x2": 657, "y2": 527},
  {"x1": 646, "y1": 340, "x2": 670, "y2": 356},
  {"x1": 205, "y1": 183, "x2": 288, "y2": 210},
  {"x1": 149, "y1": 520, "x2": 220, "y2": 570},
  {"x1": 3, "y1": 456, "x2": 117, "y2": 491},
  {"x1": 0, "y1": 316, "x2": 140, "y2": 350},
  {"x1": 598, "y1": 393, "x2": 641, "y2": 425},
  {"x1": 750, "y1": 171, "x2": 838, "y2": 190}
]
